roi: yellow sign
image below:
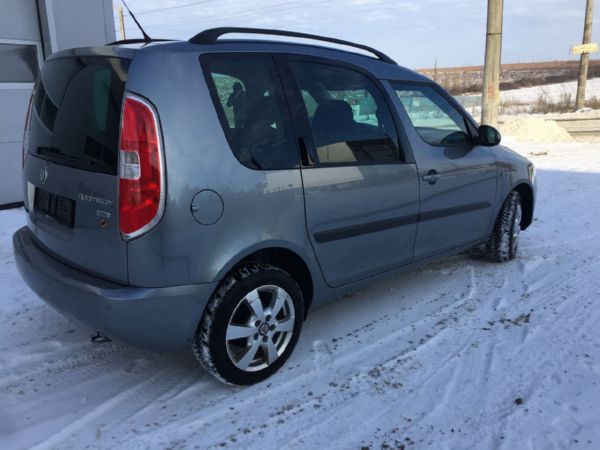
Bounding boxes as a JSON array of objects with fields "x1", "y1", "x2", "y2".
[{"x1": 573, "y1": 43, "x2": 598, "y2": 55}]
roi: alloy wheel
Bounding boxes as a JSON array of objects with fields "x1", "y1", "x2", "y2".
[{"x1": 225, "y1": 285, "x2": 295, "y2": 372}]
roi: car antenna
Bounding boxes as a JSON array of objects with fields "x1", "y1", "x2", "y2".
[{"x1": 121, "y1": 0, "x2": 152, "y2": 43}]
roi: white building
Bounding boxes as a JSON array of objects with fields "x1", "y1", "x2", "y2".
[{"x1": 1, "y1": 0, "x2": 116, "y2": 207}]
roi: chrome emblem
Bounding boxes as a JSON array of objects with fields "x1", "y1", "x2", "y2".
[
  {"x1": 39, "y1": 166, "x2": 49, "y2": 184},
  {"x1": 258, "y1": 323, "x2": 270, "y2": 336}
]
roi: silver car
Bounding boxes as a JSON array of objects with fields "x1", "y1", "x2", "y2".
[{"x1": 13, "y1": 28, "x2": 536, "y2": 385}]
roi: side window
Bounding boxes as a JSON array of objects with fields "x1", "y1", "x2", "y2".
[
  {"x1": 301, "y1": 89, "x2": 318, "y2": 117},
  {"x1": 392, "y1": 83, "x2": 471, "y2": 146},
  {"x1": 211, "y1": 73, "x2": 246, "y2": 129},
  {"x1": 290, "y1": 61, "x2": 400, "y2": 165},
  {"x1": 201, "y1": 54, "x2": 298, "y2": 170}
]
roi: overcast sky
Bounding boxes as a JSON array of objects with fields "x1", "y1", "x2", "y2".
[{"x1": 116, "y1": 0, "x2": 600, "y2": 69}]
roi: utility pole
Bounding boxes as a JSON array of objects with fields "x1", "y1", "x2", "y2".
[
  {"x1": 481, "y1": 0, "x2": 503, "y2": 127},
  {"x1": 575, "y1": 0, "x2": 595, "y2": 110},
  {"x1": 118, "y1": 6, "x2": 126, "y2": 41}
]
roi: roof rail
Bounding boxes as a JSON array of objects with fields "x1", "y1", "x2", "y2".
[{"x1": 189, "y1": 27, "x2": 397, "y2": 65}]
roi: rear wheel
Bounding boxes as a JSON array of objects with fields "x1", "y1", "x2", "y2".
[
  {"x1": 193, "y1": 263, "x2": 304, "y2": 385},
  {"x1": 486, "y1": 191, "x2": 522, "y2": 262}
]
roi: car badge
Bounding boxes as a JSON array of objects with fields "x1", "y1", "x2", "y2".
[{"x1": 39, "y1": 166, "x2": 49, "y2": 184}]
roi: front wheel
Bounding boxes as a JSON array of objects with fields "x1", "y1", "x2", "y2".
[
  {"x1": 486, "y1": 191, "x2": 522, "y2": 262},
  {"x1": 193, "y1": 263, "x2": 304, "y2": 385}
]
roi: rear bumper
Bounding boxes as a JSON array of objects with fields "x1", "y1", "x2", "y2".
[{"x1": 13, "y1": 226, "x2": 218, "y2": 352}]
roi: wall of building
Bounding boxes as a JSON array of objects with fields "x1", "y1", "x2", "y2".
[
  {"x1": 0, "y1": 0, "x2": 115, "y2": 207},
  {"x1": 0, "y1": 0, "x2": 42, "y2": 207},
  {"x1": 37, "y1": 0, "x2": 116, "y2": 58}
]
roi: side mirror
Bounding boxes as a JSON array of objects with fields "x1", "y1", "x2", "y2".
[{"x1": 478, "y1": 125, "x2": 501, "y2": 146}]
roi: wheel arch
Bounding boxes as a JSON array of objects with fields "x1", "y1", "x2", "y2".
[
  {"x1": 510, "y1": 181, "x2": 534, "y2": 229},
  {"x1": 215, "y1": 243, "x2": 315, "y2": 315}
]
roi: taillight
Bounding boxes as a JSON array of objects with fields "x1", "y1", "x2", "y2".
[
  {"x1": 118, "y1": 94, "x2": 164, "y2": 240},
  {"x1": 22, "y1": 93, "x2": 33, "y2": 167}
]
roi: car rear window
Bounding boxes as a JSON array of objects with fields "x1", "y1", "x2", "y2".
[{"x1": 28, "y1": 56, "x2": 130, "y2": 175}]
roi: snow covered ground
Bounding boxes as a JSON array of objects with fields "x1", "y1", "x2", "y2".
[{"x1": 1, "y1": 140, "x2": 600, "y2": 449}]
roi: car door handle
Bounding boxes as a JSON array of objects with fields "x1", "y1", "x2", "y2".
[{"x1": 422, "y1": 170, "x2": 441, "y2": 184}]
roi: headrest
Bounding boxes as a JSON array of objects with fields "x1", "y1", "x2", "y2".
[{"x1": 313, "y1": 100, "x2": 354, "y2": 130}]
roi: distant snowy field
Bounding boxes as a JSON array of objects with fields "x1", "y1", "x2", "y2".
[
  {"x1": 457, "y1": 78, "x2": 600, "y2": 117},
  {"x1": 501, "y1": 77, "x2": 600, "y2": 104},
  {"x1": 1, "y1": 141, "x2": 600, "y2": 449}
]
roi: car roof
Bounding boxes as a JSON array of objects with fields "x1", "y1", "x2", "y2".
[
  {"x1": 49, "y1": 38, "x2": 430, "y2": 84},
  {"x1": 138, "y1": 39, "x2": 431, "y2": 83}
]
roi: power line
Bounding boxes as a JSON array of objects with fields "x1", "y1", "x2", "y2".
[
  {"x1": 126, "y1": 0, "x2": 322, "y2": 31},
  {"x1": 126, "y1": 0, "x2": 310, "y2": 22},
  {"x1": 135, "y1": 0, "x2": 219, "y2": 16},
  {"x1": 125, "y1": 0, "x2": 339, "y2": 33}
]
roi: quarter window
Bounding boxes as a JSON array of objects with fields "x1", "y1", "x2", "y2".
[
  {"x1": 392, "y1": 84, "x2": 471, "y2": 146},
  {"x1": 291, "y1": 61, "x2": 400, "y2": 165},
  {"x1": 202, "y1": 54, "x2": 298, "y2": 170}
]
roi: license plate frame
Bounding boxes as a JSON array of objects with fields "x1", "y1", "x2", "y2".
[{"x1": 34, "y1": 188, "x2": 75, "y2": 228}]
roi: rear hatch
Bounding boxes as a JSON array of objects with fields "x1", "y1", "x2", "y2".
[{"x1": 23, "y1": 55, "x2": 130, "y2": 283}]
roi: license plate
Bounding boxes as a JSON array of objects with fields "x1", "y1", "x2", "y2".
[{"x1": 34, "y1": 188, "x2": 75, "y2": 228}]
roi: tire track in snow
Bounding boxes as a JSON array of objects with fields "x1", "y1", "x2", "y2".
[
  {"x1": 122, "y1": 263, "x2": 485, "y2": 448},
  {"x1": 27, "y1": 359, "x2": 203, "y2": 449},
  {"x1": 128, "y1": 262, "x2": 478, "y2": 446},
  {"x1": 301, "y1": 244, "x2": 596, "y2": 449},
  {"x1": 151, "y1": 266, "x2": 492, "y2": 448}
]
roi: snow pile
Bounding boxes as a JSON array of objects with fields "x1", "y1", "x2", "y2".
[{"x1": 499, "y1": 115, "x2": 573, "y2": 143}]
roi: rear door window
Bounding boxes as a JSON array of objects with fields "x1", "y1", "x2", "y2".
[
  {"x1": 29, "y1": 57, "x2": 130, "y2": 175},
  {"x1": 201, "y1": 53, "x2": 299, "y2": 170},
  {"x1": 290, "y1": 61, "x2": 400, "y2": 165}
]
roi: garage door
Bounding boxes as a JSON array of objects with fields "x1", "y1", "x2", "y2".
[{"x1": 0, "y1": 39, "x2": 42, "y2": 206}]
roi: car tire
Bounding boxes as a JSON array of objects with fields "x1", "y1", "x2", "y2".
[
  {"x1": 193, "y1": 262, "x2": 304, "y2": 385},
  {"x1": 485, "y1": 191, "x2": 522, "y2": 262}
]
